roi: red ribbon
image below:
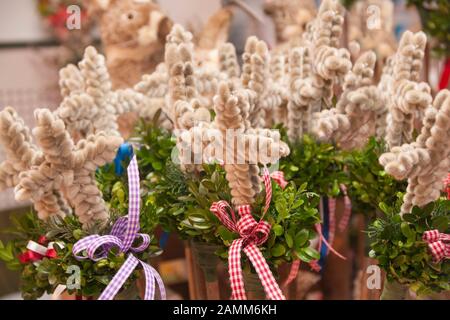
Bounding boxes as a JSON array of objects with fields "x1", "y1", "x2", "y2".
[
  {"x1": 314, "y1": 223, "x2": 346, "y2": 260},
  {"x1": 444, "y1": 173, "x2": 450, "y2": 200},
  {"x1": 270, "y1": 171, "x2": 288, "y2": 189},
  {"x1": 18, "y1": 236, "x2": 57, "y2": 264},
  {"x1": 282, "y1": 260, "x2": 301, "y2": 287},
  {"x1": 439, "y1": 58, "x2": 450, "y2": 90},
  {"x1": 422, "y1": 229, "x2": 449, "y2": 262},
  {"x1": 210, "y1": 168, "x2": 285, "y2": 300},
  {"x1": 338, "y1": 184, "x2": 352, "y2": 232}
]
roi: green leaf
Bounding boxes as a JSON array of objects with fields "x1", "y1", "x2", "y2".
[
  {"x1": 152, "y1": 161, "x2": 163, "y2": 171},
  {"x1": 285, "y1": 232, "x2": 294, "y2": 248},
  {"x1": 217, "y1": 226, "x2": 235, "y2": 242},
  {"x1": 402, "y1": 214, "x2": 416, "y2": 223},
  {"x1": 378, "y1": 202, "x2": 390, "y2": 215},
  {"x1": 400, "y1": 222, "x2": 414, "y2": 239},
  {"x1": 0, "y1": 248, "x2": 14, "y2": 262},
  {"x1": 275, "y1": 197, "x2": 288, "y2": 220},
  {"x1": 273, "y1": 224, "x2": 284, "y2": 236},
  {"x1": 431, "y1": 216, "x2": 448, "y2": 232},
  {"x1": 294, "y1": 230, "x2": 309, "y2": 249},
  {"x1": 192, "y1": 222, "x2": 212, "y2": 230},
  {"x1": 188, "y1": 214, "x2": 206, "y2": 223},
  {"x1": 271, "y1": 244, "x2": 286, "y2": 257},
  {"x1": 301, "y1": 247, "x2": 320, "y2": 260}
]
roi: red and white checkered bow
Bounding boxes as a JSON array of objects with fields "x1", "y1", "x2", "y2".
[
  {"x1": 210, "y1": 168, "x2": 286, "y2": 300},
  {"x1": 422, "y1": 229, "x2": 450, "y2": 262}
]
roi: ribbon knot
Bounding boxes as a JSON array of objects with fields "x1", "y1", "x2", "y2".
[
  {"x1": 19, "y1": 236, "x2": 58, "y2": 264},
  {"x1": 210, "y1": 168, "x2": 286, "y2": 300},
  {"x1": 235, "y1": 205, "x2": 271, "y2": 246},
  {"x1": 72, "y1": 155, "x2": 165, "y2": 300},
  {"x1": 422, "y1": 229, "x2": 450, "y2": 262}
]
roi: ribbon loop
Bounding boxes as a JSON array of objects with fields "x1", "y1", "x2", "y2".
[
  {"x1": 270, "y1": 171, "x2": 288, "y2": 189},
  {"x1": 210, "y1": 200, "x2": 238, "y2": 232},
  {"x1": 73, "y1": 155, "x2": 165, "y2": 300},
  {"x1": 422, "y1": 229, "x2": 450, "y2": 261}
]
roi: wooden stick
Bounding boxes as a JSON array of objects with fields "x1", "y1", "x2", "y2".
[
  {"x1": 205, "y1": 281, "x2": 221, "y2": 300},
  {"x1": 321, "y1": 197, "x2": 352, "y2": 299},
  {"x1": 184, "y1": 241, "x2": 198, "y2": 300},
  {"x1": 193, "y1": 258, "x2": 208, "y2": 299}
]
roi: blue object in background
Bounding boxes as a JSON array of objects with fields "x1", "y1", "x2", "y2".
[
  {"x1": 114, "y1": 143, "x2": 134, "y2": 175},
  {"x1": 159, "y1": 231, "x2": 170, "y2": 249},
  {"x1": 319, "y1": 196, "x2": 330, "y2": 271},
  {"x1": 395, "y1": 24, "x2": 406, "y2": 40}
]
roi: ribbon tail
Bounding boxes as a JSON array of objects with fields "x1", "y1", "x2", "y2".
[
  {"x1": 338, "y1": 195, "x2": 352, "y2": 232},
  {"x1": 51, "y1": 284, "x2": 67, "y2": 300},
  {"x1": 315, "y1": 224, "x2": 346, "y2": 260},
  {"x1": 140, "y1": 261, "x2": 155, "y2": 300},
  {"x1": 141, "y1": 261, "x2": 166, "y2": 300},
  {"x1": 243, "y1": 244, "x2": 286, "y2": 300},
  {"x1": 229, "y1": 239, "x2": 246, "y2": 300},
  {"x1": 98, "y1": 254, "x2": 139, "y2": 300},
  {"x1": 283, "y1": 260, "x2": 300, "y2": 287}
]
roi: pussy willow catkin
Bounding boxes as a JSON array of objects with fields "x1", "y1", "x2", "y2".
[
  {"x1": 380, "y1": 90, "x2": 450, "y2": 213},
  {"x1": 385, "y1": 31, "x2": 428, "y2": 149}
]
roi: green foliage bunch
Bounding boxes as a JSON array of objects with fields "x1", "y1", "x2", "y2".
[
  {"x1": 279, "y1": 131, "x2": 348, "y2": 198},
  {"x1": 0, "y1": 209, "x2": 161, "y2": 299},
  {"x1": 407, "y1": 0, "x2": 450, "y2": 57},
  {"x1": 344, "y1": 137, "x2": 407, "y2": 215},
  {"x1": 368, "y1": 196, "x2": 449, "y2": 295}
]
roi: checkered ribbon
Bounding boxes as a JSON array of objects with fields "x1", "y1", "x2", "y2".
[
  {"x1": 314, "y1": 223, "x2": 346, "y2": 260},
  {"x1": 210, "y1": 168, "x2": 285, "y2": 300},
  {"x1": 338, "y1": 185, "x2": 352, "y2": 232},
  {"x1": 73, "y1": 155, "x2": 165, "y2": 300},
  {"x1": 422, "y1": 229, "x2": 450, "y2": 262},
  {"x1": 327, "y1": 186, "x2": 352, "y2": 246},
  {"x1": 270, "y1": 171, "x2": 288, "y2": 189},
  {"x1": 282, "y1": 260, "x2": 300, "y2": 287}
]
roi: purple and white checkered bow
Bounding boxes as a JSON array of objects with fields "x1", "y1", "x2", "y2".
[{"x1": 72, "y1": 155, "x2": 166, "y2": 300}]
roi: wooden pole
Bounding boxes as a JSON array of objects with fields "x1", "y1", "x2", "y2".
[
  {"x1": 321, "y1": 197, "x2": 352, "y2": 300},
  {"x1": 184, "y1": 241, "x2": 198, "y2": 299}
]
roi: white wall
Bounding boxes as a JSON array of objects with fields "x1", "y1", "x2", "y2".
[
  {"x1": 0, "y1": 0, "x2": 52, "y2": 43},
  {"x1": 0, "y1": 0, "x2": 221, "y2": 44},
  {"x1": 159, "y1": 0, "x2": 221, "y2": 29}
]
